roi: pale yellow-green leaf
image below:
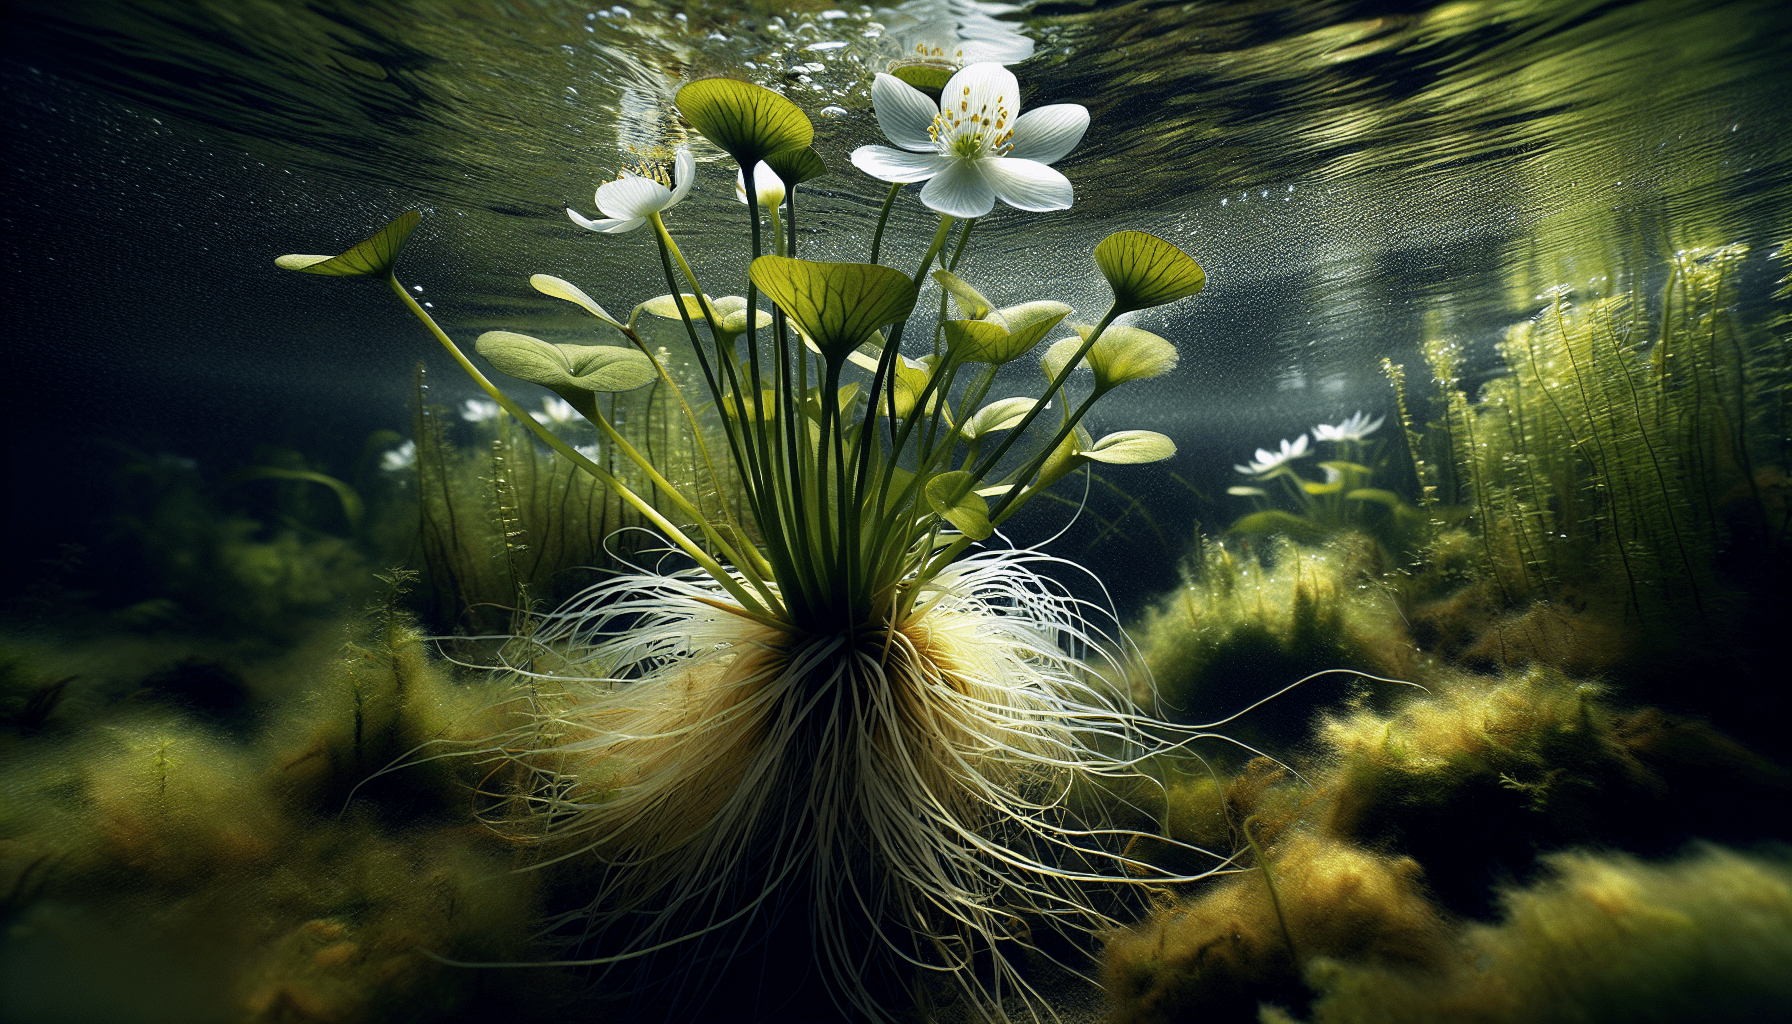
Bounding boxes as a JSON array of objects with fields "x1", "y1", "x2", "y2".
[
  {"x1": 1036, "y1": 425, "x2": 1094, "y2": 489},
  {"x1": 942, "y1": 318, "x2": 1013, "y2": 365},
  {"x1": 530, "y1": 274, "x2": 624, "y2": 330},
  {"x1": 476, "y1": 331, "x2": 653, "y2": 393},
  {"x1": 764, "y1": 145, "x2": 827, "y2": 187},
  {"x1": 963, "y1": 397, "x2": 1039, "y2": 440},
  {"x1": 991, "y1": 301, "x2": 1071, "y2": 359},
  {"x1": 1094, "y1": 230, "x2": 1205, "y2": 314},
  {"x1": 925, "y1": 470, "x2": 992, "y2": 541},
  {"x1": 276, "y1": 210, "x2": 420, "y2": 277},
  {"x1": 1052, "y1": 323, "x2": 1180, "y2": 392},
  {"x1": 1081, "y1": 430, "x2": 1176, "y2": 465},
  {"x1": 932, "y1": 269, "x2": 994, "y2": 320}
]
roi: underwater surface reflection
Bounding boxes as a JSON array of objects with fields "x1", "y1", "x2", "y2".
[{"x1": 2, "y1": 0, "x2": 1790, "y2": 1022}]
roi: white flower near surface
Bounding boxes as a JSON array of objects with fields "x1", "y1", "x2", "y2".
[
  {"x1": 1234, "y1": 434, "x2": 1311, "y2": 476},
  {"x1": 574, "y1": 442, "x2": 603, "y2": 462},
  {"x1": 734, "y1": 161, "x2": 787, "y2": 209},
  {"x1": 532, "y1": 397, "x2": 579, "y2": 425},
  {"x1": 850, "y1": 63, "x2": 1089, "y2": 218},
  {"x1": 1313, "y1": 411, "x2": 1385, "y2": 443},
  {"x1": 461, "y1": 398, "x2": 501, "y2": 423},
  {"x1": 568, "y1": 147, "x2": 695, "y2": 234},
  {"x1": 380, "y1": 439, "x2": 416, "y2": 472}
]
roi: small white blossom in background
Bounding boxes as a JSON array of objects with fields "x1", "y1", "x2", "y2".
[
  {"x1": 1234, "y1": 434, "x2": 1311, "y2": 476},
  {"x1": 461, "y1": 398, "x2": 501, "y2": 422},
  {"x1": 380, "y1": 440, "x2": 417, "y2": 472},
  {"x1": 533, "y1": 397, "x2": 579, "y2": 425},
  {"x1": 1312, "y1": 411, "x2": 1385, "y2": 443},
  {"x1": 574, "y1": 443, "x2": 603, "y2": 462}
]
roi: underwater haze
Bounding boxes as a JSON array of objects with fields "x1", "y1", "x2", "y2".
[{"x1": 3, "y1": 1, "x2": 1790, "y2": 1022}]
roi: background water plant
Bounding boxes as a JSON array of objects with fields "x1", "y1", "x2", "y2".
[{"x1": 277, "y1": 67, "x2": 1212, "y2": 1020}]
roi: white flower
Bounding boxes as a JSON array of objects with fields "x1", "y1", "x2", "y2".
[
  {"x1": 735, "y1": 161, "x2": 787, "y2": 209},
  {"x1": 461, "y1": 398, "x2": 501, "y2": 422},
  {"x1": 567, "y1": 147, "x2": 695, "y2": 234},
  {"x1": 1234, "y1": 434, "x2": 1311, "y2": 476},
  {"x1": 1312, "y1": 411, "x2": 1385, "y2": 443},
  {"x1": 380, "y1": 440, "x2": 416, "y2": 472},
  {"x1": 574, "y1": 443, "x2": 603, "y2": 462},
  {"x1": 532, "y1": 397, "x2": 579, "y2": 425},
  {"x1": 849, "y1": 63, "x2": 1089, "y2": 219}
]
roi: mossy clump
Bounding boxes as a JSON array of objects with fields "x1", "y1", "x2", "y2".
[
  {"x1": 1317, "y1": 666, "x2": 1792, "y2": 915},
  {"x1": 1122, "y1": 532, "x2": 1419, "y2": 743},
  {"x1": 1102, "y1": 832, "x2": 1455, "y2": 1024},
  {"x1": 1274, "y1": 845, "x2": 1792, "y2": 1024}
]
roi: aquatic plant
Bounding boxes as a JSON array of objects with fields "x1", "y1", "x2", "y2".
[
  {"x1": 1392, "y1": 245, "x2": 1789, "y2": 626},
  {"x1": 1226, "y1": 411, "x2": 1427, "y2": 551},
  {"x1": 277, "y1": 66, "x2": 1209, "y2": 1018}
]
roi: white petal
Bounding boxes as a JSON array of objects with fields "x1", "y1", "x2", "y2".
[
  {"x1": 870, "y1": 73, "x2": 941, "y2": 151},
  {"x1": 919, "y1": 160, "x2": 997, "y2": 218},
  {"x1": 851, "y1": 145, "x2": 950, "y2": 183},
  {"x1": 1007, "y1": 103, "x2": 1089, "y2": 165},
  {"x1": 944, "y1": 63, "x2": 1020, "y2": 132},
  {"x1": 567, "y1": 207, "x2": 646, "y2": 233},
  {"x1": 981, "y1": 157, "x2": 1073, "y2": 212},
  {"x1": 670, "y1": 147, "x2": 695, "y2": 206},
  {"x1": 595, "y1": 175, "x2": 672, "y2": 219},
  {"x1": 736, "y1": 160, "x2": 786, "y2": 207}
]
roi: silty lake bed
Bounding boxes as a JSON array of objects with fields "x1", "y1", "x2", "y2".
[{"x1": 2, "y1": 1, "x2": 1790, "y2": 1022}]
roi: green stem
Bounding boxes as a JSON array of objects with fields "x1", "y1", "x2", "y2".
[{"x1": 869, "y1": 181, "x2": 901, "y2": 265}]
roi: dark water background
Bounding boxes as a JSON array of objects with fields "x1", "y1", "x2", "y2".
[{"x1": 3, "y1": 0, "x2": 1789, "y2": 611}]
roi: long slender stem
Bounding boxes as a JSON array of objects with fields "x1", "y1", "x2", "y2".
[
  {"x1": 869, "y1": 181, "x2": 901, "y2": 265},
  {"x1": 386, "y1": 273, "x2": 778, "y2": 624}
]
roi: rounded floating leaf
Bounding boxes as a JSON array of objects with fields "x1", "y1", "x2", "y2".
[
  {"x1": 276, "y1": 210, "x2": 421, "y2": 277},
  {"x1": 476, "y1": 331, "x2": 655, "y2": 393},
  {"x1": 530, "y1": 274, "x2": 625, "y2": 330},
  {"x1": 1081, "y1": 430, "x2": 1177, "y2": 465},
  {"x1": 749, "y1": 255, "x2": 917, "y2": 365},
  {"x1": 677, "y1": 78, "x2": 814, "y2": 169},
  {"x1": 642, "y1": 293, "x2": 723, "y2": 322},
  {"x1": 1094, "y1": 230, "x2": 1205, "y2": 313},
  {"x1": 1346, "y1": 487, "x2": 1406, "y2": 508},
  {"x1": 963, "y1": 397, "x2": 1039, "y2": 440},
  {"x1": 925, "y1": 470, "x2": 993, "y2": 540},
  {"x1": 1036, "y1": 425, "x2": 1094, "y2": 489},
  {"x1": 763, "y1": 145, "x2": 827, "y2": 187}
]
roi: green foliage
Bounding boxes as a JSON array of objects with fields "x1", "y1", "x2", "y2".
[
  {"x1": 275, "y1": 209, "x2": 419, "y2": 277},
  {"x1": 1399, "y1": 244, "x2": 1789, "y2": 620},
  {"x1": 674, "y1": 77, "x2": 813, "y2": 169}
]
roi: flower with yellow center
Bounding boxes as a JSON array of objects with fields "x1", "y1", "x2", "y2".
[
  {"x1": 567, "y1": 146, "x2": 694, "y2": 234},
  {"x1": 850, "y1": 62, "x2": 1089, "y2": 218}
]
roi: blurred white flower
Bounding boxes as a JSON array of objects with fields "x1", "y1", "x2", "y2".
[
  {"x1": 735, "y1": 161, "x2": 787, "y2": 209},
  {"x1": 1234, "y1": 434, "x2": 1311, "y2": 476},
  {"x1": 574, "y1": 443, "x2": 603, "y2": 462},
  {"x1": 568, "y1": 147, "x2": 694, "y2": 234},
  {"x1": 461, "y1": 398, "x2": 501, "y2": 422},
  {"x1": 532, "y1": 397, "x2": 579, "y2": 425},
  {"x1": 380, "y1": 440, "x2": 416, "y2": 472},
  {"x1": 1312, "y1": 411, "x2": 1385, "y2": 443},
  {"x1": 850, "y1": 63, "x2": 1088, "y2": 218}
]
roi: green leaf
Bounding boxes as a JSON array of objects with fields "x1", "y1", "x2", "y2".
[
  {"x1": 276, "y1": 210, "x2": 420, "y2": 277},
  {"x1": 932, "y1": 270, "x2": 994, "y2": 320},
  {"x1": 642, "y1": 293, "x2": 724, "y2": 322},
  {"x1": 764, "y1": 145, "x2": 827, "y2": 187},
  {"x1": 963, "y1": 397, "x2": 1039, "y2": 440},
  {"x1": 925, "y1": 470, "x2": 992, "y2": 540},
  {"x1": 1044, "y1": 323, "x2": 1179, "y2": 392},
  {"x1": 475, "y1": 331, "x2": 655, "y2": 393},
  {"x1": 884, "y1": 361, "x2": 947, "y2": 420},
  {"x1": 993, "y1": 301, "x2": 1071, "y2": 358},
  {"x1": 1081, "y1": 430, "x2": 1177, "y2": 465},
  {"x1": 1037, "y1": 425, "x2": 1094, "y2": 489},
  {"x1": 942, "y1": 318, "x2": 1012, "y2": 364},
  {"x1": 1227, "y1": 485, "x2": 1269, "y2": 497},
  {"x1": 1094, "y1": 231, "x2": 1205, "y2": 314},
  {"x1": 1301, "y1": 475, "x2": 1346, "y2": 496},
  {"x1": 1321, "y1": 460, "x2": 1373, "y2": 476},
  {"x1": 529, "y1": 274, "x2": 625, "y2": 330},
  {"x1": 676, "y1": 78, "x2": 814, "y2": 170},
  {"x1": 1228, "y1": 509, "x2": 1328, "y2": 542},
  {"x1": 749, "y1": 256, "x2": 917, "y2": 365},
  {"x1": 1346, "y1": 487, "x2": 1407, "y2": 508},
  {"x1": 237, "y1": 467, "x2": 364, "y2": 528},
  {"x1": 889, "y1": 59, "x2": 956, "y2": 101}
]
